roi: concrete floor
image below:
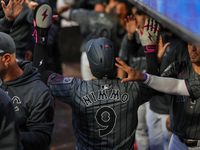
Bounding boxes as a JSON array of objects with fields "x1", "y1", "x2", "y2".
[{"x1": 50, "y1": 62, "x2": 81, "y2": 150}]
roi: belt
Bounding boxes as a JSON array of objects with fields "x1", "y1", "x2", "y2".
[{"x1": 178, "y1": 137, "x2": 200, "y2": 147}]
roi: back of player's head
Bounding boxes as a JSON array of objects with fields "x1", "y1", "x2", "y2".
[{"x1": 85, "y1": 37, "x2": 117, "y2": 79}]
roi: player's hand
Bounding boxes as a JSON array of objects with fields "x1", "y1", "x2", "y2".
[
  {"x1": 166, "y1": 115, "x2": 171, "y2": 132},
  {"x1": 156, "y1": 34, "x2": 170, "y2": 63},
  {"x1": 56, "y1": 4, "x2": 71, "y2": 15},
  {"x1": 115, "y1": 58, "x2": 143, "y2": 83},
  {"x1": 124, "y1": 15, "x2": 139, "y2": 40},
  {"x1": 25, "y1": 0, "x2": 38, "y2": 11},
  {"x1": 136, "y1": 17, "x2": 159, "y2": 46},
  {"x1": 1, "y1": 0, "x2": 26, "y2": 21},
  {"x1": 24, "y1": 50, "x2": 33, "y2": 61}
]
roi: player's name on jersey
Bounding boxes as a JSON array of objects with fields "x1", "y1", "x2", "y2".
[{"x1": 82, "y1": 89, "x2": 129, "y2": 106}]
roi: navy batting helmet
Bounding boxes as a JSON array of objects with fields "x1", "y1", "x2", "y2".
[{"x1": 85, "y1": 37, "x2": 117, "y2": 79}]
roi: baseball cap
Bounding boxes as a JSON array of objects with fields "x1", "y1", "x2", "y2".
[{"x1": 0, "y1": 32, "x2": 16, "y2": 56}]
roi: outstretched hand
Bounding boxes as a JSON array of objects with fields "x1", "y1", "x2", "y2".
[
  {"x1": 1, "y1": 0, "x2": 26, "y2": 21},
  {"x1": 136, "y1": 18, "x2": 159, "y2": 46},
  {"x1": 156, "y1": 34, "x2": 170, "y2": 63},
  {"x1": 56, "y1": 4, "x2": 71, "y2": 15},
  {"x1": 25, "y1": 0, "x2": 38, "y2": 11},
  {"x1": 115, "y1": 58, "x2": 144, "y2": 83},
  {"x1": 124, "y1": 15, "x2": 139, "y2": 39}
]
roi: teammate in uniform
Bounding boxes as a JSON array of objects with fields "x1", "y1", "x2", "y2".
[
  {"x1": 117, "y1": 11, "x2": 150, "y2": 150},
  {"x1": 32, "y1": 3, "x2": 161, "y2": 150},
  {"x1": 56, "y1": 0, "x2": 126, "y2": 80},
  {"x1": 115, "y1": 19, "x2": 200, "y2": 150}
]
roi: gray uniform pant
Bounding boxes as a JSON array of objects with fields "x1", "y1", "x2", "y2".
[{"x1": 147, "y1": 107, "x2": 172, "y2": 150}]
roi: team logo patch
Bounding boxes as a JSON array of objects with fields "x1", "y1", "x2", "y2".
[
  {"x1": 63, "y1": 77, "x2": 73, "y2": 84},
  {"x1": 101, "y1": 84, "x2": 109, "y2": 89},
  {"x1": 178, "y1": 73, "x2": 187, "y2": 76}
]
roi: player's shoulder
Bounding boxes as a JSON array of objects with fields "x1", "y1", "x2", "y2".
[{"x1": 0, "y1": 89, "x2": 12, "y2": 106}]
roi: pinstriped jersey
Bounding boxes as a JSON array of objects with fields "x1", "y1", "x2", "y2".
[
  {"x1": 47, "y1": 73, "x2": 153, "y2": 150},
  {"x1": 162, "y1": 60, "x2": 200, "y2": 139}
]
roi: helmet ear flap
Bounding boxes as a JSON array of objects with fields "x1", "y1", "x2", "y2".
[{"x1": 86, "y1": 38, "x2": 117, "y2": 79}]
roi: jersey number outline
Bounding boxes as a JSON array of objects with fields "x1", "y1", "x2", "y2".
[{"x1": 94, "y1": 106, "x2": 117, "y2": 137}]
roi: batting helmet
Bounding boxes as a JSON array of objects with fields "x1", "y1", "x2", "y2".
[{"x1": 85, "y1": 37, "x2": 117, "y2": 79}]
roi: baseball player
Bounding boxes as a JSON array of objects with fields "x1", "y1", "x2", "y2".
[
  {"x1": 116, "y1": 19, "x2": 200, "y2": 149},
  {"x1": 57, "y1": 0, "x2": 126, "y2": 80},
  {"x1": 32, "y1": 3, "x2": 161, "y2": 150}
]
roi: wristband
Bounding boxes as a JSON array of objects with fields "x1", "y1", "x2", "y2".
[
  {"x1": 144, "y1": 44, "x2": 156, "y2": 53},
  {"x1": 142, "y1": 73, "x2": 148, "y2": 82}
]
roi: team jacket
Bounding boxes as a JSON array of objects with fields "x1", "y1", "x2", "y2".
[
  {"x1": 46, "y1": 73, "x2": 154, "y2": 150},
  {"x1": 0, "y1": 61, "x2": 55, "y2": 150},
  {"x1": 162, "y1": 60, "x2": 200, "y2": 139},
  {"x1": 0, "y1": 17, "x2": 14, "y2": 33}
]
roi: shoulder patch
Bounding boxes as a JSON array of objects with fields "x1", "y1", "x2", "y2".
[{"x1": 63, "y1": 77, "x2": 74, "y2": 84}]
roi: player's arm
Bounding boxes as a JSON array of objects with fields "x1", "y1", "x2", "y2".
[
  {"x1": 0, "y1": 0, "x2": 25, "y2": 33},
  {"x1": 115, "y1": 57, "x2": 193, "y2": 98},
  {"x1": 20, "y1": 89, "x2": 54, "y2": 149},
  {"x1": 136, "y1": 18, "x2": 160, "y2": 75},
  {"x1": 56, "y1": 0, "x2": 71, "y2": 18}
]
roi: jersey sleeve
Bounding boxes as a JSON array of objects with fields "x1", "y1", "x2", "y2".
[
  {"x1": 20, "y1": 88, "x2": 55, "y2": 150},
  {"x1": 0, "y1": 17, "x2": 14, "y2": 33},
  {"x1": 144, "y1": 74, "x2": 190, "y2": 96},
  {"x1": 161, "y1": 61, "x2": 179, "y2": 77},
  {"x1": 137, "y1": 81, "x2": 155, "y2": 105},
  {"x1": 185, "y1": 76, "x2": 200, "y2": 100},
  {"x1": 47, "y1": 73, "x2": 81, "y2": 104}
]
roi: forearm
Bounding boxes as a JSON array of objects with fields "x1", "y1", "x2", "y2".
[
  {"x1": 20, "y1": 131, "x2": 51, "y2": 149},
  {"x1": 33, "y1": 43, "x2": 47, "y2": 75},
  {"x1": 57, "y1": 0, "x2": 71, "y2": 19},
  {"x1": 0, "y1": 17, "x2": 14, "y2": 33},
  {"x1": 143, "y1": 46, "x2": 160, "y2": 75},
  {"x1": 143, "y1": 73, "x2": 189, "y2": 96}
]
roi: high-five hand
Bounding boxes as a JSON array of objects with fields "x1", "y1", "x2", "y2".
[
  {"x1": 136, "y1": 18, "x2": 159, "y2": 53},
  {"x1": 115, "y1": 58, "x2": 143, "y2": 83}
]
